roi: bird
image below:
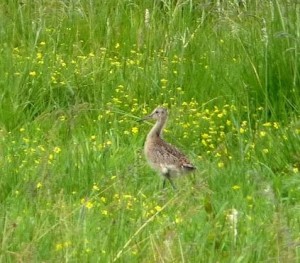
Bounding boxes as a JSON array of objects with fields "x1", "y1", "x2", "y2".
[{"x1": 141, "y1": 106, "x2": 196, "y2": 189}]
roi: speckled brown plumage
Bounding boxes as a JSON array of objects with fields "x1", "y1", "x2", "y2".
[{"x1": 142, "y1": 107, "x2": 195, "y2": 188}]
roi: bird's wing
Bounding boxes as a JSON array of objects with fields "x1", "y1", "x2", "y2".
[{"x1": 155, "y1": 140, "x2": 195, "y2": 169}]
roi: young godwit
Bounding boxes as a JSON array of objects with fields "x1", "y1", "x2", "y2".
[{"x1": 141, "y1": 107, "x2": 196, "y2": 189}]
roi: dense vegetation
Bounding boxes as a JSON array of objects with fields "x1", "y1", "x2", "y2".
[{"x1": 0, "y1": 1, "x2": 299, "y2": 262}]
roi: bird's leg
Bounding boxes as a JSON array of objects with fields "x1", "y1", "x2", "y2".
[
  {"x1": 162, "y1": 172, "x2": 169, "y2": 189},
  {"x1": 168, "y1": 177, "x2": 176, "y2": 190},
  {"x1": 162, "y1": 179, "x2": 167, "y2": 189},
  {"x1": 163, "y1": 172, "x2": 176, "y2": 190}
]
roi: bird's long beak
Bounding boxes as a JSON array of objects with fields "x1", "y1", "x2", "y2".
[{"x1": 137, "y1": 113, "x2": 152, "y2": 122}]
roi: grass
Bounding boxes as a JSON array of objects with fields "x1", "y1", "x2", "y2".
[{"x1": 0, "y1": 0, "x2": 300, "y2": 262}]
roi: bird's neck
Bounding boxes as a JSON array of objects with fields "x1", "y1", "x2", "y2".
[{"x1": 147, "y1": 118, "x2": 167, "y2": 139}]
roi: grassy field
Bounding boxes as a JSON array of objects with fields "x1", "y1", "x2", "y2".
[{"x1": 0, "y1": 0, "x2": 300, "y2": 262}]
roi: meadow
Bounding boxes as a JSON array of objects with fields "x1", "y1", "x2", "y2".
[{"x1": 0, "y1": 0, "x2": 300, "y2": 262}]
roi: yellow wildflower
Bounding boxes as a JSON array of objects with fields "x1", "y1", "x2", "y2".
[
  {"x1": 154, "y1": 205, "x2": 162, "y2": 212},
  {"x1": 92, "y1": 184, "x2": 100, "y2": 191},
  {"x1": 218, "y1": 162, "x2": 224, "y2": 168},
  {"x1": 259, "y1": 131, "x2": 266, "y2": 137},
  {"x1": 29, "y1": 71, "x2": 37, "y2": 77},
  {"x1": 232, "y1": 185, "x2": 241, "y2": 190},
  {"x1": 263, "y1": 122, "x2": 272, "y2": 127},
  {"x1": 226, "y1": 120, "x2": 232, "y2": 126},
  {"x1": 175, "y1": 216, "x2": 183, "y2": 224},
  {"x1": 53, "y1": 146, "x2": 61, "y2": 154},
  {"x1": 131, "y1": 127, "x2": 139, "y2": 134},
  {"x1": 55, "y1": 243, "x2": 63, "y2": 251},
  {"x1": 239, "y1": 127, "x2": 245, "y2": 134},
  {"x1": 273, "y1": 122, "x2": 280, "y2": 129},
  {"x1": 101, "y1": 210, "x2": 108, "y2": 216}
]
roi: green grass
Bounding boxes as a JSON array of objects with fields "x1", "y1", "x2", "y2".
[{"x1": 0, "y1": 0, "x2": 300, "y2": 262}]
